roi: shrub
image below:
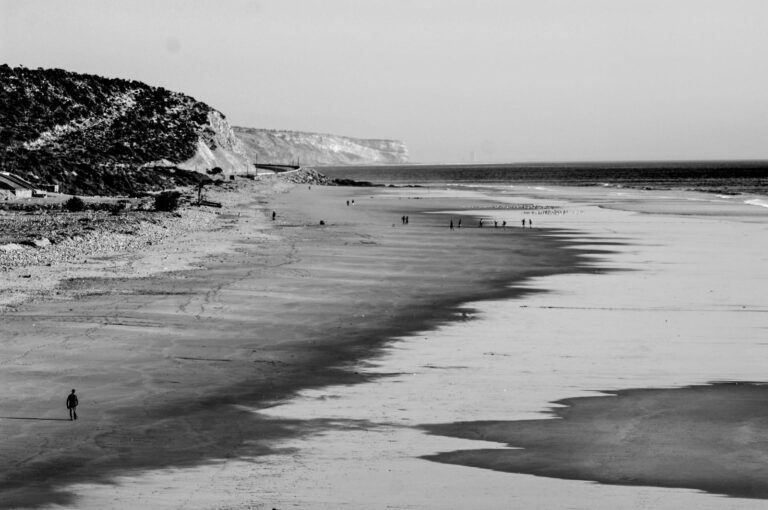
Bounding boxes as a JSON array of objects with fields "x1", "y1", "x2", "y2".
[
  {"x1": 64, "y1": 196, "x2": 86, "y2": 212},
  {"x1": 154, "y1": 190, "x2": 181, "y2": 212},
  {"x1": 110, "y1": 200, "x2": 129, "y2": 215}
]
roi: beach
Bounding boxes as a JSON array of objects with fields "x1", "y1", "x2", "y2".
[
  {"x1": 225, "y1": 185, "x2": 768, "y2": 510},
  {"x1": 1, "y1": 179, "x2": 767, "y2": 508},
  {"x1": 68, "y1": 183, "x2": 768, "y2": 509},
  {"x1": 0, "y1": 178, "x2": 591, "y2": 508}
]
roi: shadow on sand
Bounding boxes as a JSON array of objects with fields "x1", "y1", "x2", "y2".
[{"x1": 0, "y1": 417, "x2": 72, "y2": 422}]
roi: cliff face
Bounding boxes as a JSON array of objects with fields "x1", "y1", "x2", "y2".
[
  {"x1": 0, "y1": 65, "x2": 250, "y2": 195},
  {"x1": 234, "y1": 127, "x2": 408, "y2": 166}
]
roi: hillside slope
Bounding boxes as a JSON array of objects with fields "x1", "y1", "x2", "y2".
[
  {"x1": 234, "y1": 127, "x2": 408, "y2": 166},
  {"x1": 0, "y1": 65, "x2": 250, "y2": 195}
]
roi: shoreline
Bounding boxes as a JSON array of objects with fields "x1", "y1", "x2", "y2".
[
  {"x1": 413, "y1": 186, "x2": 768, "y2": 504},
  {"x1": 0, "y1": 180, "x2": 597, "y2": 507}
]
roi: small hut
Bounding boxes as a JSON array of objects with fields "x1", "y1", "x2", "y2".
[{"x1": 0, "y1": 172, "x2": 36, "y2": 198}]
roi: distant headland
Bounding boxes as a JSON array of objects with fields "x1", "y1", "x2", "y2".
[{"x1": 0, "y1": 65, "x2": 408, "y2": 196}]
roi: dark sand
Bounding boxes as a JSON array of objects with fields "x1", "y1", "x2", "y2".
[
  {"x1": 0, "y1": 184, "x2": 593, "y2": 508},
  {"x1": 424, "y1": 382, "x2": 768, "y2": 499}
]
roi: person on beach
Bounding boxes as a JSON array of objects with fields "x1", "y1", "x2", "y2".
[
  {"x1": 272, "y1": 211, "x2": 276, "y2": 221},
  {"x1": 502, "y1": 220, "x2": 507, "y2": 228},
  {"x1": 528, "y1": 218, "x2": 532, "y2": 228},
  {"x1": 450, "y1": 220, "x2": 454, "y2": 230},
  {"x1": 401, "y1": 215, "x2": 406, "y2": 224},
  {"x1": 405, "y1": 216, "x2": 409, "y2": 224},
  {"x1": 521, "y1": 219, "x2": 525, "y2": 227},
  {"x1": 458, "y1": 219, "x2": 462, "y2": 228},
  {"x1": 346, "y1": 200, "x2": 350, "y2": 206},
  {"x1": 479, "y1": 219, "x2": 483, "y2": 227},
  {"x1": 66, "y1": 389, "x2": 78, "y2": 420},
  {"x1": 494, "y1": 221, "x2": 498, "y2": 228}
]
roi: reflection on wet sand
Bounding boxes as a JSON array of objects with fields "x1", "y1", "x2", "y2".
[{"x1": 425, "y1": 382, "x2": 768, "y2": 499}]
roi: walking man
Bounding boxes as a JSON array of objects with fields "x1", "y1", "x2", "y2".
[{"x1": 66, "y1": 389, "x2": 78, "y2": 421}]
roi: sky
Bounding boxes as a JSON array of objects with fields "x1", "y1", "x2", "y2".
[{"x1": 2, "y1": 0, "x2": 768, "y2": 163}]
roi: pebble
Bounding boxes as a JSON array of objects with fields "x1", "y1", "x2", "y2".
[{"x1": 0, "y1": 207, "x2": 216, "y2": 271}]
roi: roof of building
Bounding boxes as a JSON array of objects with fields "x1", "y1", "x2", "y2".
[{"x1": 0, "y1": 172, "x2": 36, "y2": 191}]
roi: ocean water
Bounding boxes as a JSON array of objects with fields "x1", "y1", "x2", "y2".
[{"x1": 321, "y1": 161, "x2": 768, "y2": 195}]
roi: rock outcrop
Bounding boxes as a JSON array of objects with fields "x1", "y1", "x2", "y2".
[{"x1": 234, "y1": 127, "x2": 408, "y2": 166}]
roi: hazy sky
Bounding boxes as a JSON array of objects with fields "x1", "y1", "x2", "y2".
[{"x1": 2, "y1": 0, "x2": 768, "y2": 163}]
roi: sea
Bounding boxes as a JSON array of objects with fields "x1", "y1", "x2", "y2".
[{"x1": 320, "y1": 160, "x2": 768, "y2": 195}]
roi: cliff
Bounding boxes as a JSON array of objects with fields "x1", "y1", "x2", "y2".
[
  {"x1": 234, "y1": 127, "x2": 408, "y2": 166},
  {"x1": 0, "y1": 65, "x2": 250, "y2": 195}
]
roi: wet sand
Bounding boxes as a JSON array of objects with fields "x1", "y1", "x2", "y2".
[
  {"x1": 0, "y1": 183, "x2": 592, "y2": 507},
  {"x1": 425, "y1": 383, "x2": 768, "y2": 499},
  {"x1": 62, "y1": 185, "x2": 768, "y2": 509},
  {"x1": 186, "y1": 184, "x2": 767, "y2": 510},
  {"x1": 417, "y1": 186, "x2": 768, "y2": 504}
]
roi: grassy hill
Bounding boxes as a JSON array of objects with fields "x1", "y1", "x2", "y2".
[{"x1": 0, "y1": 65, "x2": 245, "y2": 195}]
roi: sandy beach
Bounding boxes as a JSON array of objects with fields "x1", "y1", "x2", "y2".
[
  {"x1": 220, "y1": 184, "x2": 768, "y2": 510},
  {"x1": 0, "y1": 178, "x2": 592, "y2": 508},
  {"x1": 2, "y1": 179, "x2": 768, "y2": 508}
]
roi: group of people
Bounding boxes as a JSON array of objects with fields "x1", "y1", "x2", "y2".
[
  {"x1": 404, "y1": 216, "x2": 535, "y2": 230},
  {"x1": 452, "y1": 218, "x2": 533, "y2": 229},
  {"x1": 449, "y1": 219, "x2": 462, "y2": 230}
]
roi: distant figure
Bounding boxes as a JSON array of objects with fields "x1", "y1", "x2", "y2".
[
  {"x1": 401, "y1": 215, "x2": 406, "y2": 224},
  {"x1": 405, "y1": 216, "x2": 409, "y2": 224},
  {"x1": 351, "y1": 200, "x2": 355, "y2": 205},
  {"x1": 450, "y1": 220, "x2": 454, "y2": 230},
  {"x1": 347, "y1": 200, "x2": 350, "y2": 206},
  {"x1": 272, "y1": 211, "x2": 276, "y2": 221},
  {"x1": 479, "y1": 219, "x2": 483, "y2": 228},
  {"x1": 494, "y1": 221, "x2": 498, "y2": 228},
  {"x1": 458, "y1": 219, "x2": 462, "y2": 228},
  {"x1": 66, "y1": 389, "x2": 78, "y2": 421},
  {"x1": 528, "y1": 218, "x2": 532, "y2": 228},
  {"x1": 521, "y1": 219, "x2": 526, "y2": 227},
  {"x1": 502, "y1": 220, "x2": 507, "y2": 227}
]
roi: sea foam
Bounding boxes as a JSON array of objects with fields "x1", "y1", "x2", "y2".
[{"x1": 745, "y1": 198, "x2": 768, "y2": 208}]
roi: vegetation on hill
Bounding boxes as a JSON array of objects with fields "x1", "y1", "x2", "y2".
[{"x1": 0, "y1": 65, "x2": 220, "y2": 195}]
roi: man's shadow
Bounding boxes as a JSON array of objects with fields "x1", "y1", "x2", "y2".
[{"x1": 0, "y1": 416, "x2": 72, "y2": 421}]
